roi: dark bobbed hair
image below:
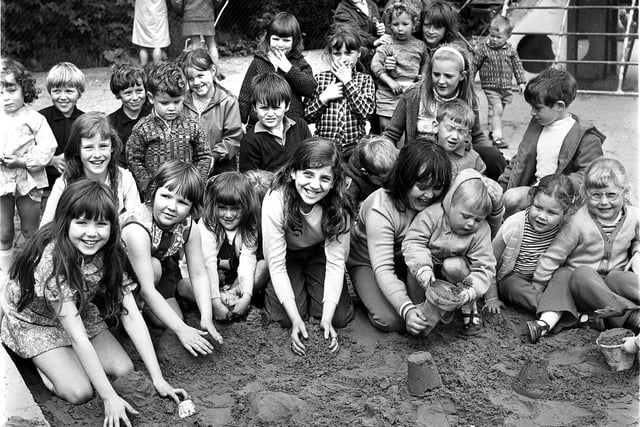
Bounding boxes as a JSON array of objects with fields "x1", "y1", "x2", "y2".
[
  {"x1": 12, "y1": 180, "x2": 129, "y2": 322},
  {"x1": 109, "y1": 63, "x2": 147, "y2": 96},
  {"x1": 202, "y1": 172, "x2": 260, "y2": 249},
  {"x1": 146, "y1": 62, "x2": 187, "y2": 97},
  {"x1": 250, "y1": 72, "x2": 292, "y2": 107},
  {"x1": 385, "y1": 142, "x2": 452, "y2": 211},
  {"x1": 257, "y1": 12, "x2": 304, "y2": 56},
  {"x1": 524, "y1": 68, "x2": 577, "y2": 108},
  {"x1": 1, "y1": 58, "x2": 39, "y2": 103},
  {"x1": 145, "y1": 160, "x2": 204, "y2": 213},
  {"x1": 64, "y1": 112, "x2": 122, "y2": 199},
  {"x1": 421, "y1": 0, "x2": 459, "y2": 45},
  {"x1": 271, "y1": 137, "x2": 353, "y2": 240}
]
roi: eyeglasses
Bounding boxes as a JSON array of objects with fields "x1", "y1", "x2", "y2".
[{"x1": 587, "y1": 191, "x2": 622, "y2": 202}]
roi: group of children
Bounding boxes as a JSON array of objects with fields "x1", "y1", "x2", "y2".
[{"x1": 0, "y1": 0, "x2": 638, "y2": 425}]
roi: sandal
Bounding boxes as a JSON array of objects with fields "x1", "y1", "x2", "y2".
[
  {"x1": 463, "y1": 305, "x2": 483, "y2": 335},
  {"x1": 527, "y1": 320, "x2": 550, "y2": 343},
  {"x1": 578, "y1": 312, "x2": 606, "y2": 332},
  {"x1": 492, "y1": 137, "x2": 509, "y2": 149}
]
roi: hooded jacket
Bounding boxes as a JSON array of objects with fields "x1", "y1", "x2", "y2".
[
  {"x1": 402, "y1": 169, "x2": 497, "y2": 297},
  {"x1": 183, "y1": 85, "x2": 242, "y2": 174},
  {"x1": 498, "y1": 115, "x2": 605, "y2": 191}
]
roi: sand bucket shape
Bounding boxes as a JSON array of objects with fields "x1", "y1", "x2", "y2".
[{"x1": 596, "y1": 328, "x2": 636, "y2": 372}]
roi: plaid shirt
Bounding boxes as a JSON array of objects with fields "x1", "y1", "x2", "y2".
[
  {"x1": 126, "y1": 111, "x2": 212, "y2": 191},
  {"x1": 473, "y1": 41, "x2": 526, "y2": 90},
  {"x1": 304, "y1": 70, "x2": 375, "y2": 155}
]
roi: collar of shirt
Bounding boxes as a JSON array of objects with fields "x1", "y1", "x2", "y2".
[
  {"x1": 49, "y1": 105, "x2": 82, "y2": 122},
  {"x1": 255, "y1": 116, "x2": 296, "y2": 141}
]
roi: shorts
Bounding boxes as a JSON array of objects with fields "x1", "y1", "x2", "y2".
[
  {"x1": 156, "y1": 254, "x2": 183, "y2": 299},
  {"x1": 483, "y1": 88, "x2": 513, "y2": 106}
]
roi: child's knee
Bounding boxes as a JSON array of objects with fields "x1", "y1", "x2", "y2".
[
  {"x1": 109, "y1": 359, "x2": 134, "y2": 379},
  {"x1": 59, "y1": 382, "x2": 93, "y2": 405},
  {"x1": 332, "y1": 303, "x2": 355, "y2": 328},
  {"x1": 368, "y1": 310, "x2": 405, "y2": 332},
  {"x1": 441, "y1": 257, "x2": 470, "y2": 283}
]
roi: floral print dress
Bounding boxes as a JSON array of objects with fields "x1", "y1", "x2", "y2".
[{"x1": 1, "y1": 243, "x2": 136, "y2": 359}]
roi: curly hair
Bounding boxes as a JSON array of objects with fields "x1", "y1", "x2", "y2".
[
  {"x1": 271, "y1": 137, "x2": 353, "y2": 241},
  {"x1": 146, "y1": 61, "x2": 187, "y2": 97},
  {"x1": 12, "y1": 180, "x2": 129, "y2": 323},
  {"x1": 64, "y1": 112, "x2": 122, "y2": 202},
  {"x1": 1, "y1": 58, "x2": 39, "y2": 103},
  {"x1": 384, "y1": 1, "x2": 421, "y2": 28}
]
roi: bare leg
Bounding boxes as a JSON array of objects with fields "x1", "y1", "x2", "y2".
[
  {"x1": 152, "y1": 48, "x2": 163, "y2": 63},
  {"x1": 139, "y1": 48, "x2": 149, "y2": 66},
  {"x1": 0, "y1": 195, "x2": 16, "y2": 250},
  {"x1": 32, "y1": 346, "x2": 94, "y2": 404},
  {"x1": 16, "y1": 195, "x2": 41, "y2": 245}
]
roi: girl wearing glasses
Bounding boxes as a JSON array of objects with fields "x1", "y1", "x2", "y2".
[{"x1": 526, "y1": 158, "x2": 640, "y2": 343}]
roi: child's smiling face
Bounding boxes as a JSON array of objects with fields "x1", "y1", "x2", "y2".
[
  {"x1": 585, "y1": 184, "x2": 626, "y2": 223},
  {"x1": 50, "y1": 86, "x2": 81, "y2": 118},
  {"x1": 422, "y1": 21, "x2": 446, "y2": 48},
  {"x1": 290, "y1": 165, "x2": 334, "y2": 212},
  {"x1": 185, "y1": 66, "x2": 215, "y2": 99},
  {"x1": 431, "y1": 57, "x2": 465, "y2": 99},
  {"x1": 216, "y1": 204, "x2": 243, "y2": 232},
  {"x1": 80, "y1": 134, "x2": 112, "y2": 181},
  {"x1": 528, "y1": 192, "x2": 564, "y2": 232},
  {"x1": 1, "y1": 72, "x2": 24, "y2": 113},
  {"x1": 270, "y1": 34, "x2": 293, "y2": 55},
  {"x1": 153, "y1": 185, "x2": 193, "y2": 228},
  {"x1": 69, "y1": 216, "x2": 111, "y2": 256},
  {"x1": 118, "y1": 82, "x2": 146, "y2": 116}
]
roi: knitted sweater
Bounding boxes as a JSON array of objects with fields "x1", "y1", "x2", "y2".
[
  {"x1": 238, "y1": 51, "x2": 316, "y2": 125},
  {"x1": 498, "y1": 115, "x2": 605, "y2": 191},
  {"x1": 126, "y1": 111, "x2": 211, "y2": 191},
  {"x1": 534, "y1": 205, "x2": 640, "y2": 283},
  {"x1": 473, "y1": 41, "x2": 526, "y2": 90},
  {"x1": 402, "y1": 169, "x2": 497, "y2": 298},
  {"x1": 183, "y1": 85, "x2": 242, "y2": 174}
]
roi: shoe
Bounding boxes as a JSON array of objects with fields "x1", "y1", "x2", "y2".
[
  {"x1": 492, "y1": 137, "x2": 509, "y2": 149},
  {"x1": 527, "y1": 320, "x2": 549, "y2": 343},
  {"x1": 579, "y1": 312, "x2": 606, "y2": 331},
  {"x1": 463, "y1": 304, "x2": 483, "y2": 335}
]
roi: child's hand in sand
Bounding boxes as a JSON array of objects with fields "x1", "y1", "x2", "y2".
[
  {"x1": 176, "y1": 324, "x2": 214, "y2": 356},
  {"x1": 103, "y1": 394, "x2": 139, "y2": 427},
  {"x1": 483, "y1": 298, "x2": 505, "y2": 314},
  {"x1": 320, "y1": 319, "x2": 339, "y2": 354},
  {"x1": 152, "y1": 378, "x2": 188, "y2": 404},
  {"x1": 231, "y1": 294, "x2": 252, "y2": 317},
  {"x1": 200, "y1": 318, "x2": 223, "y2": 345},
  {"x1": 212, "y1": 298, "x2": 231, "y2": 321},
  {"x1": 622, "y1": 336, "x2": 639, "y2": 354},
  {"x1": 290, "y1": 320, "x2": 309, "y2": 356},
  {"x1": 455, "y1": 288, "x2": 477, "y2": 308},
  {"x1": 405, "y1": 307, "x2": 430, "y2": 335}
]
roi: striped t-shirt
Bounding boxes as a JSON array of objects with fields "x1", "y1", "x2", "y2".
[{"x1": 513, "y1": 210, "x2": 560, "y2": 279}]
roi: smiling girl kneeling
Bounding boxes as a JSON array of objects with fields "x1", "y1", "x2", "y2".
[{"x1": 262, "y1": 137, "x2": 354, "y2": 356}]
